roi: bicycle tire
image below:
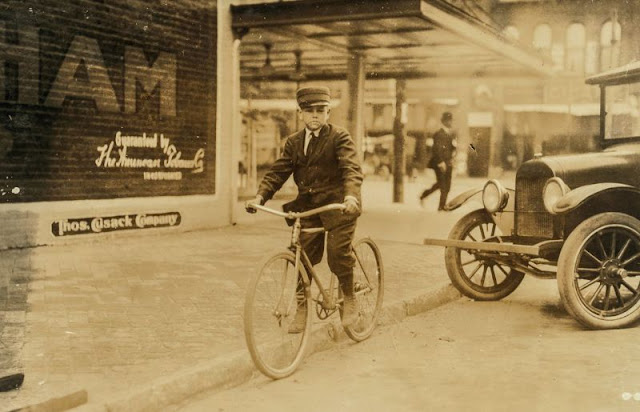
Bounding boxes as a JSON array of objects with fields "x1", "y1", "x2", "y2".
[
  {"x1": 341, "y1": 237, "x2": 384, "y2": 342},
  {"x1": 244, "y1": 251, "x2": 312, "y2": 379}
]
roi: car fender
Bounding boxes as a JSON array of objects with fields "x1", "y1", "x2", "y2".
[
  {"x1": 444, "y1": 187, "x2": 482, "y2": 211},
  {"x1": 552, "y1": 183, "x2": 637, "y2": 214},
  {"x1": 445, "y1": 186, "x2": 516, "y2": 212}
]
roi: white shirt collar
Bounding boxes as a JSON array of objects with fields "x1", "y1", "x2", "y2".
[{"x1": 442, "y1": 125, "x2": 451, "y2": 134}]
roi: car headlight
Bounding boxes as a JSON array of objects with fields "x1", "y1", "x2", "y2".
[
  {"x1": 482, "y1": 179, "x2": 509, "y2": 213},
  {"x1": 543, "y1": 177, "x2": 570, "y2": 213}
]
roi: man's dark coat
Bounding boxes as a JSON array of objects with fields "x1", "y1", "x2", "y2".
[
  {"x1": 428, "y1": 127, "x2": 456, "y2": 169},
  {"x1": 258, "y1": 123, "x2": 363, "y2": 229}
]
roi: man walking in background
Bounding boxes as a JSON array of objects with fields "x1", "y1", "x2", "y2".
[{"x1": 420, "y1": 111, "x2": 456, "y2": 211}]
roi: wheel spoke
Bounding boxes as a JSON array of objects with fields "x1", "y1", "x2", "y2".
[
  {"x1": 625, "y1": 270, "x2": 640, "y2": 276},
  {"x1": 353, "y1": 248, "x2": 372, "y2": 286},
  {"x1": 467, "y1": 262, "x2": 482, "y2": 280},
  {"x1": 462, "y1": 257, "x2": 479, "y2": 266},
  {"x1": 576, "y1": 267, "x2": 600, "y2": 280},
  {"x1": 467, "y1": 233, "x2": 478, "y2": 242},
  {"x1": 495, "y1": 264, "x2": 510, "y2": 278},
  {"x1": 603, "y1": 285, "x2": 612, "y2": 311},
  {"x1": 617, "y1": 239, "x2": 632, "y2": 260},
  {"x1": 622, "y1": 252, "x2": 640, "y2": 267},
  {"x1": 588, "y1": 283, "x2": 605, "y2": 306},
  {"x1": 579, "y1": 276, "x2": 602, "y2": 291},
  {"x1": 490, "y1": 224, "x2": 497, "y2": 237},
  {"x1": 613, "y1": 283, "x2": 624, "y2": 307},
  {"x1": 620, "y1": 279, "x2": 639, "y2": 295},
  {"x1": 479, "y1": 224, "x2": 486, "y2": 240},
  {"x1": 480, "y1": 265, "x2": 487, "y2": 286},
  {"x1": 489, "y1": 266, "x2": 498, "y2": 286},
  {"x1": 611, "y1": 232, "x2": 617, "y2": 260},
  {"x1": 577, "y1": 267, "x2": 600, "y2": 273},
  {"x1": 584, "y1": 249, "x2": 603, "y2": 266},
  {"x1": 596, "y1": 233, "x2": 608, "y2": 259}
]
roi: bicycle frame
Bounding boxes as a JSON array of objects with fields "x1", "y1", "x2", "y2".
[
  {"x1": 244, "y1": 201, "x2": 384, "y2": 379},
  {"x1": 293, "y1": 220, "x2": 376, "y2": 318},
  {"x1": 247, "y1": 202, "x2": 373, "y2": 316},
  {"x1": 291, "y1": 221, "x2": 341, "y2": 313},
  {"x1": 248, "y1": 202, "x2": 347, "y2": 312}
]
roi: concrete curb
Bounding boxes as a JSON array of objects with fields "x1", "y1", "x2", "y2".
[
  {"x1": 84, "y1": 283, "x2": 462, "y2": 412},
  {"x1": 9, "y1": 389, "x2": 88, "y2": 412}
]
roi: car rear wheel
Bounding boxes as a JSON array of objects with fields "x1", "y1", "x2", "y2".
[
  {"x1": 558, "y1": 212, "x2": 640, "y2": 329},
  {"x1": 445, "y1": 209, "x2": 525, "y2": 301}
]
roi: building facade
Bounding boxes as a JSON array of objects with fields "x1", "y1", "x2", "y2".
[
  {"x1": 361, "y1": 0, "x2": 640, "y2": 177},
  {"x1": 0, "y1": 1, "x2": 230, "y2": 249},
  {"x1": 3, "y1": 0, "x2": 626, "y2": 248},
  {"x1": 492, "y1": 0, "x2": 639, "y2": 160}
]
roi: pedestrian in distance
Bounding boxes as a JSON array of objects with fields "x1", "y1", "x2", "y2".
[
  {"x1": 245, "y1": 86, "x2": 363, "y2": 332},
  {"x1": 420, "y1": 111, "x2": 457, "y2": 211}
]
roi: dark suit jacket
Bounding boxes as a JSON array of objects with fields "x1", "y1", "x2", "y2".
[
  {"x1": 428, "y1": 127, "x2": 456, "y2": 169},
  {"x1": 258, "y1": 123, "x2": 363, "y2": 229}
]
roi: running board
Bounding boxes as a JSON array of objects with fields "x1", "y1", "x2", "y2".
[{"x1": 423, "y1": 238, "x2": 540, "y2": 256}]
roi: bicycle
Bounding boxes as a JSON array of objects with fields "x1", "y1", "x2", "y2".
[{"x1": 244, "y1": 202, "x2": 384, "y2": 379}]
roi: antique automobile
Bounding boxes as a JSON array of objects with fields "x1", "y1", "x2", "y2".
[{"x1": 424, "y1": 61, "x2": 640, "y2": 329}]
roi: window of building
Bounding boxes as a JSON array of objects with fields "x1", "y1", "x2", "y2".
[
  {"x1": 533, "y1": 24, "x2": 552, "y2": 54},
  {"x1": 600, "y1": 19, "x2": 622, "y2": 71},
  {"x1": 566, "y1": 23, "x2": 585, "y2": 73},
  {"x1": 503, "y1": 25, "x2": 520, "y2": 42},
  {"x1": 585, "y1": 41, "x2": 598, "y2": 74}
]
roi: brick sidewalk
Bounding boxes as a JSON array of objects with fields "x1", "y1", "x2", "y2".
[{"x1": 0, "y1": 174, "x2": 503, "y2": 410}]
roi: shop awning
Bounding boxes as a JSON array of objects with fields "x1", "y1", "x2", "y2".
[
  {"x1": 231, "y1": 0, "x2": 553, "y2": 81},
  {"x1": 586, "y1": 60, "x2": 640, "y2": 86},
  {"x1": 504, "y1": 103, "x2": 600, "y2": 117}
]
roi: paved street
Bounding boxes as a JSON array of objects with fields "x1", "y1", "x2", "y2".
[
  {"x1": 0, "y1": 172, "x2": 502, "y2": 411},
  {"x1": 179, "y1": 277, "x2": 640, "y2": 412}
]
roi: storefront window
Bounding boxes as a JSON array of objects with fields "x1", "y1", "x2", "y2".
[
  {"x1": 533, "y1": 24, "x2": 552, "y2": 54},
  {"x1": 600, "y1": 19, "x2": 621, "y2": 71},
  {"x1": 604, "y1": 83, "x2": 640, "y2": 140},
  {"x1": 566, "y1": 23, "x2": 585, "y2": 73}
]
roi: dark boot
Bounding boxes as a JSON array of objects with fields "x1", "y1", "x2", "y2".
[
  {"x1": 340, "y1": 275, "x2": 358, "y2": 327},
  {"x1": 288, "y1": 280, "x2": 307, "y2": 334},
  {"x1": 288, "y1": 301, "x2": 307, "y2": 334}
]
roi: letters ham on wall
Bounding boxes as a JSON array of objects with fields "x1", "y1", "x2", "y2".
[{"x1": 0, "y1": 0, "x2": 216, "y2": 202}]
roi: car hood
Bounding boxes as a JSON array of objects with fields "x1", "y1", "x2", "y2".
[{"x1": 518, "y1": 143, "x2": 640, "y2": 189}]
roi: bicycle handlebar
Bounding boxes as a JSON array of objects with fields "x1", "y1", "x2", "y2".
[{"x1": 247, "y1": 203, "x2": 346, "y2": 219}]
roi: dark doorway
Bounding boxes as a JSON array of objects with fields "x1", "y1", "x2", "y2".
[{"x1": 467, "y1": 127, "x2": 491, "y2": 177}]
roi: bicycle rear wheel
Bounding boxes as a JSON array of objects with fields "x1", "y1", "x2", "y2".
[
  {"x1": 244, "y1": 252, "x2": 312, "y2": 379},
  {"x1": 342, "y1": 237, "x2": 384, "y2": 341}
]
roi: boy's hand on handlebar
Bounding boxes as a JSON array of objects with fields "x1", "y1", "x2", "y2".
[
  {"x1": 245, "y1": 195, "x2": 264, "y2": 214},
  {"x1": 343, "y1": 197, "x2": 359, "y2": 215}
]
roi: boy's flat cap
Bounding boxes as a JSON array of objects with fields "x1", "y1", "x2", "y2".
[{"x1": 296, "y1": 86, "x2": 330, "y2": 108}]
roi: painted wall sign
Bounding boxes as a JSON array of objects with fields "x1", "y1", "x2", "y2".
[
  {"x1": 0, "y1": 0, "x2": 216, "y2": 203},
  {"x1": 95, "y1": 131, "x2": 205, "y2": 181},
  {"x1": 51, "y1": 212, "x2": 181, "y2": 237}
]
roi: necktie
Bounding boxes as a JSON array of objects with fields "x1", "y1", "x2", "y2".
[{"x1": 306, "y1": 133, "x2": 318, "y2": 157}]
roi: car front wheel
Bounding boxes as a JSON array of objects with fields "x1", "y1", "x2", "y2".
[
  {"x1": 445, "y1": 209, "x2": 525, "y2": 301},
  {"x1": 558, "y1": 212, "x2": 640, "y2": 329}
]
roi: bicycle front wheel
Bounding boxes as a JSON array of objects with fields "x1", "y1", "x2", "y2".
[
  {"x1": 342, "y1": 237, "x2": 384, "y2": 342},
  {"x1": 244, "y1": 252, "x2": 312, "y2": 379}
]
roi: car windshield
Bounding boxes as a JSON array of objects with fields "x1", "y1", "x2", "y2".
[{"x1": 604, "y1": 82, "x2": 640, "y2": 140}]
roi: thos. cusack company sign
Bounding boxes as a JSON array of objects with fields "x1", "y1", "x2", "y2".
[{"x1": 52, "y1": 212, "x2": 181, "y2": 237}]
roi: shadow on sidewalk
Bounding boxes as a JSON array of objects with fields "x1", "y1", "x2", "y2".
[{"x1": 1, "y1": 211, "x2": 40, "y2": 399}]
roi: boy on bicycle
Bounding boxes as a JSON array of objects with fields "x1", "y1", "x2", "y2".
[{"x1": 246, "y1": 86, "x2": 363, "y2": 332}]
